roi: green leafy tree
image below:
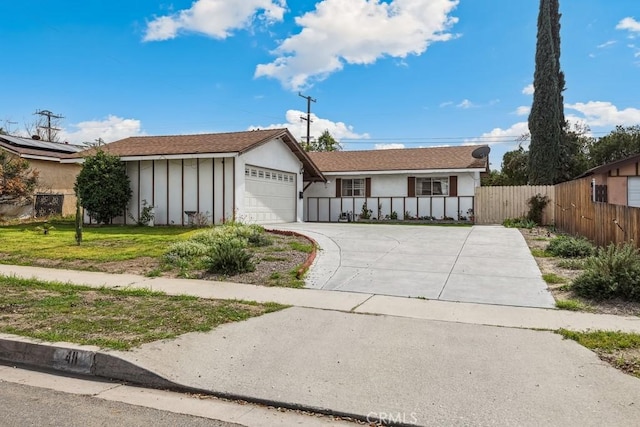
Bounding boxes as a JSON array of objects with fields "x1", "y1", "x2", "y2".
[
  {"x1": 528, "y1": 0, "x2": 565, "y2": 184},
  {"x1": 588, "y1": 125, "x2": 640, "y2": 168},
  {"x1": 306, "y1": 130, "x2": 341, "y2": 152},
  {"x1": 0, "y1": 151, "x2": 39, "y2": 202},
  {"x1": 481, "y1": 146, "x2": 529, "y2": 186},
  {"x1": 74, "y1": 150, "x2": 132, "y2": 224},
  {"x1": 562, "y1": 121, "x2": 593, "y2": 178},
  {"x1": 501, "y1": 147, "x2": 530, "y2": 185}
]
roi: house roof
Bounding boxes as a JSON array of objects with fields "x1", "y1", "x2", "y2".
[
  {"x1": 307, "y1": 145, "x2": 489, "y2": 173},
  {"x1": 0, "y1": 135, "x2": 85, "y2": 160},
  {"x1": 577, "y1": 153, "x2": 640, "y2": 178},
  {"x1": 66, "y1": 128, "x2": 326, "y2": 182}
]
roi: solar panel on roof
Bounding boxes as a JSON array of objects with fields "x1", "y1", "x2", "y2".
[{"x1": 0, "y1": 135, "x2": 85, "y2": 153}]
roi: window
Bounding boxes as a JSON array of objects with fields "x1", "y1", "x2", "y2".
[
  {"x1": 265, "y1": 171, "x2": 271, "y2": 179},
  {"x1": 258, "y1": 170, "x2": 264, "y2": 178},
  {"x1": 245, "y1": 168, "x2": 250, "y2": 176},
  {"x1": 342, "y1": 178, "x2": 365, "y2": 197},
  {"x1": 250, "y1": 169, "x2": 257, "y2": 177},
  {"x1": 416, "y1": 177, "x2": 449, "y2": 196}
]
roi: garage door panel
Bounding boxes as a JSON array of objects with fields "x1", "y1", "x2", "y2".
[
  {"x1": 245, "y1": 165, "x2": 296, "y2": 224},
  {"x1": 629, "y1": 177, "x2": 640, "y2": 208}
]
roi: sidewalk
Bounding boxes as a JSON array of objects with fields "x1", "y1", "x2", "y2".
[
  {"x1": 1, "y1": 265, "x2": 640, "y2": 426},
  {"x1": 1, "y1": 264, "x2": 639, "y2": 333}
]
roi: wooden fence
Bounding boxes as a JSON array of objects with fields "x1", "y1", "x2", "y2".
[
  {"x1": 474, "y1": 185, "x2": 555, "y2": 225},
  {"x1": 555, "y1": 178, "x2": 640, "y2": 247}
]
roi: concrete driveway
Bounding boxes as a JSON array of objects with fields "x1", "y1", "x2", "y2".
[{"x1": 271, "y1": 223, "x2": 555, "y2": 308}]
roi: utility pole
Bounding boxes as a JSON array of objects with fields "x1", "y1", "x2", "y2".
[
  {"x1": 34, "y1": 109, "x2": 64, "y2": 142},
  {"x1": 298, "y1": 92, "x2": 316, "y2": 151}
]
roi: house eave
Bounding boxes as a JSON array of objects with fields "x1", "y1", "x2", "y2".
[
  {"x1": 320, "y1": 168, "x2": 486, "y2": 176},
  {"x1": 61, "y1": 152, "x2": 239, "y2": 163}
]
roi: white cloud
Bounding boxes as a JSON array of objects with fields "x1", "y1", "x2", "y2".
[
  {"x1": 457, "y1": 99, "x2": 474, "y2": 109},
  {"x1": 255, "y1": 0, "x2": 460, "y2": 90},
  {"x1": 439, "y1": 101, "x2": 454, "y2": 108},
  {"x1": 374, "y1": 143, "x2": 405, "y2": 150},
  {"x1": 515, "y1": 106, "x2": 530, "y2": 116},
  {"x1": 565, "y1": 101, "x2": 640, "y2": 127},
  {"x1": 60, "y1": 116, "x2": 144, "y2": 144},
  {"x1": 467, "y1": 122, "x2": 530, "y2": 147},
  {"x1": 143, "y1": 0, "x2": 286, "y2": 41},
  {"x1": 522, "y1": 84, "x2": 534, "y2": 95},
  {"x1": 597, "y1": 40, "x2": 617, "y2": 49},
  {"x1": 617, "y1": 17, "x2": 640, "y2": 35},
  {"x1": 250, "y1": 109, "x2": 369, "y2": 142}
]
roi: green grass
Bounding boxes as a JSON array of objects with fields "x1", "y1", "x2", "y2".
[
  {"x1": 542, "y1": 273, "x2": 567, "y2": 284},
  {"x1": 555, "y1": 299, "x2": 589, "y2": 311},
  {"x1": 0, "y1": 219, "x2": 198, "y2": 264},
  {"x1": 531, "y1": 248, "x2": 553, "y2": 257},
  {"x1": 0, "y1": 274, "x2": 286, "y2": 350},
  {"x1": 557, "y1": 329, "x2": 640, "y2": 352},
  {"x1": 266, "y1": 265, "x2": 305, "y2": 288},
  {"x1": 557, "y1": 329, "x2": 640, "y2": 378},
  {"x1": 289, "y1": 241, "x2": 314, "y2": 253}
]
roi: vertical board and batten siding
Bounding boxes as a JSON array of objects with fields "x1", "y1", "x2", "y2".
[
  {"x1": 118, "y1": 157, "x2": 235, "y2": 226},
  {"x1": 555, "y1": 178, "x2": 640, "y2": 248},
  {"x1": 474, "y1": 185, "x2": 555, "y2": 225}
]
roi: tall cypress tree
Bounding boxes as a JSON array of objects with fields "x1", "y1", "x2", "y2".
[{"x1": 528, "y1": 0, "x2": 565, "y2": 184}]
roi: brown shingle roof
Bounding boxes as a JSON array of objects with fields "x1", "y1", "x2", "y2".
[
  {"x1": 307, "y1": 145, "x2": 489, "y2": 173},
  {"x1": 65, "y1": 128, "x2": 326, "y2": 182},
  {"x1": 67, "y1": 128, "x2": 290, "y2": 158}
]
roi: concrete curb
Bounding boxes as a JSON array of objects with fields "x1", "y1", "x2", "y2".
[
  {"x1": 0, "y1": 334, "x2": 402, "y2": 426},
  {"x1": 0, "y1": 335, "x2": 175, "y2": 389}
]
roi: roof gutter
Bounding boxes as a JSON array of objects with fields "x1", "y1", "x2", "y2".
[{"x1": 320, "y1": 168, "x2": 487, "y2": 176}]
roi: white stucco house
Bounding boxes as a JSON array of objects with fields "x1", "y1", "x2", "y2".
[
  {"x1": 303, "y1": 146, "x2": 489, "y2": 222},
  {"x1": 64, "y1": 129, "x2": 324, "y2": 225}
]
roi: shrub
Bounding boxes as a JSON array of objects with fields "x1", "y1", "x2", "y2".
[
  {"x1": 503, "y1": 217, "x2": 536, "y2": 229},
  {"x1": 547, "y1": 236, "x2": 594, "y2": 258},
  {"x1": 165, "y1": 241, "x2": 209, "y2": 261},
  {"x1": 527, "y1": 193, "x2": 550, "y2": 225},
  {"x1": 206, "y1": 237, "x2": 255, "y2": 275},
  {"x1": 75, "y1": 150, "x2": 132, "y2": 224},
  {"x1": 557, "y1": 258, "x2": 586, "y2": 270},
  {"x1": 572, "y1": 243, "x2": 640, "y2": 301}
]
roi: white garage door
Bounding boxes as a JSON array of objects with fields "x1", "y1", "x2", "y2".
[
  {"x1": 244, "y1": 166, "x2": 296, "y2": 224},
  {"x1": 629, "y1": 177, "x2": 640, "y2": 208}
]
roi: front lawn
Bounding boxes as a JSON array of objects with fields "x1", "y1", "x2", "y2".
[
  {"x1": 0, "y1": 219, "x2": 315, "y2": 288},
  {"x1": 0, "y1": 275, "x2": 286, "y2": 350}
]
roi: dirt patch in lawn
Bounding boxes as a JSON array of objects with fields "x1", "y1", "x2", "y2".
[{"x1": 520, "y1": 227, "x2": 640, "y2": 317}]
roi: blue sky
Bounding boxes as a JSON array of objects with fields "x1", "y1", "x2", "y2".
[{"x1": 2, "y1": 0, "x2": 639, "y2": 169}]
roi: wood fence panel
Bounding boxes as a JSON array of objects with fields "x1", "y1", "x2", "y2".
[
  {"x1": 474, "y1": 185, "x2": 555, "y2": 225},
  {"x1": 555, "y1": 178, "x2": 640, "y2": 248}
]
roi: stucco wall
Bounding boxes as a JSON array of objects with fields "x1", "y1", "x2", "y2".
[
  {"x1": 303, "y1": 171, "x2": 479, "y2": 222},
  {"x1": 0, "y1": 151, "x2": 80, "y2": 217},
  {"x1": 238, "y1": 138, "x2": 303, "y2": 222},
  {"x1": 607, "y1": 176, "x2": 628, "y2": 206},
  {"x1": 305, "y1": 171, "x2": 479, "y2": 198}
]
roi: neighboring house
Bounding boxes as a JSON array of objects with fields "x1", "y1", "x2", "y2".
[
  {"x1": 63, "y1": 129, "x2": 324, "y2": 225},
  {"x1": 578, "y1": 153, "x2": 640, "y2": 207},
  {"x1": 303, "y1": 145, "x2": 489, "y2": 222},
  {"x1": 0, "y1": 135, "x2": 84, "y2": 216}
]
